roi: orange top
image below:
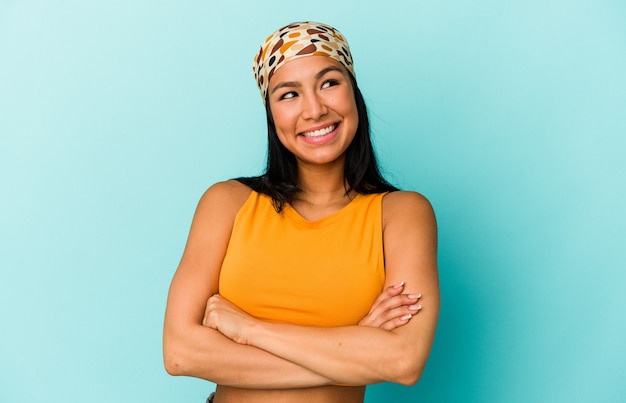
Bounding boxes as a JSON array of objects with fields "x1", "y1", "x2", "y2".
[{"x1": 218, "y1": 190, "x2": 387, "y2": 327}]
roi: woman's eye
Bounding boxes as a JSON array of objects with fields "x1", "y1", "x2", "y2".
[
  {"x1": 280, "y1": 91, "x2": 297, "y2": 100},
  {"x1": 322, "y1": 79, "x2": 339, "y2": 89}
]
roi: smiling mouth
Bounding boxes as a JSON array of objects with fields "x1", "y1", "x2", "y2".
[{"x1": 301, "y1": 123, "x2": 338, "y2": 138}]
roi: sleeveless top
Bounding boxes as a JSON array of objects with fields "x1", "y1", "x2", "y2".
[{"x1": 218, "y1": 191, "x2": 387, "y2": 327}]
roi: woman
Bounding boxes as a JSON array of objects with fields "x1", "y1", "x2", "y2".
[{"x1": 163, "y1": 21, "x2": 439, "y2": 402}]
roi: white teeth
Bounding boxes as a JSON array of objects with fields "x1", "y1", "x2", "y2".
[{"x1": 302, "y1": 124, "x2": 336, "y2": 138}]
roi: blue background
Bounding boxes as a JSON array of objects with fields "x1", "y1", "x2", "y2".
[{"x1": 1, "y1": 1, "x2": 624, "y2": 402}]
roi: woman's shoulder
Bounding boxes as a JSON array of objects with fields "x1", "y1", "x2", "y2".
[
  {"x1": 383, "y1": 190, "x2": 432, "y2": 208},
  {"x1": 382, "y1": 190, "x2": 436, "y2": 226},
  {"x1": 205, "y1": 179, "x2": 253, "y2": 196},
  {"x1": 197, "y1": 180, "x2": 253, "y2": 218}
]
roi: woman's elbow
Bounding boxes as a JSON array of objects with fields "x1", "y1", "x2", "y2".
[
  {"x1": 163, "y1": 353, "x2": 183, "y2": 376},
  {"x1": 163, "y1": 349, "x2": 181, "y2": 376},
  {"x1": 163, "y1": 336, "x2": 188, "y2": 376},
  {"x1": 390, "y1": 358, "x2": 424, "y2": 386},
  {"x1": 384, "y1": 345, "x2": 427, "y2": 386},
  {"x1": 395, "y1": 366, "x2": 423, "y2": 386}
]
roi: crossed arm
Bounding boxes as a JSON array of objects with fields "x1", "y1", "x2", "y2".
[{"x1": 163, "y1": 181, "x2": 439, "y2": 388}]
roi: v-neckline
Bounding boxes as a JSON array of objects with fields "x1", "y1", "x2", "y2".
[{"x1": 283, "y1": 193, "x2": 362, "y2": 228}]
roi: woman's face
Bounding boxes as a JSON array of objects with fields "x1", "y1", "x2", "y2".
[{"x1": 267, "y1": 56, "x2": 359, "y2": 168}]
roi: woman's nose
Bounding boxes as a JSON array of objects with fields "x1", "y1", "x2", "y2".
[{"x1": 301, "y1": 92, "x2": 328, "y2": 120}]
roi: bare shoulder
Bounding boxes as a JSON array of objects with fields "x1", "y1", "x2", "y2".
[
  {"x1": 382, "y1": 190, "x2": 436, "y2": 228},
  {"x1": 196, "y1": 180, "x2": 253, "y2": 219},
  {"x1": 179, "y1": 180, "x2": 252, "y2": 277}
]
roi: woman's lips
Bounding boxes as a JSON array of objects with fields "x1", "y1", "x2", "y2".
[
  {"x1": 299, "y1": 123, "x2": 339, "y2": 145},
  {"x1": 300, "y1": 123, "x2": 338, "y2": 138}
]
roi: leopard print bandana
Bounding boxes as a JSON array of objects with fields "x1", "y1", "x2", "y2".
[{"x1": 253, "y1": 21, "x2": 355, "y2": 103}]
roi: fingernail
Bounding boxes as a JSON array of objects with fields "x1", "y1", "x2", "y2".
[
  {"x1": 408, "y1": 294, "x2": 421, "y2": 299},
  {"x1": 400, "y1": 314, "x2": 412, "y2": 321},
  {"x1": 409, "y1": 304, "x2": 421, "y2": 311},
  {"x1": 393, "y1": 281, "x2": 405, "y2": 289}
]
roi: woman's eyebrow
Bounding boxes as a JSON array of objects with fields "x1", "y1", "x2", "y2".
[
  {"x1": 315, "y1": 66, "x2": 344, "y2": 79},
  {"x1": 270, "y1": 66, "x2": 345, "y2": 95},
  {"x1": 270, "y1": 81, "x2": 300, "y2": 95}
]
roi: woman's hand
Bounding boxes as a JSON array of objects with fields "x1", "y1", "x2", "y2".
[
  {"x1": 202, "y1": 294, "x2": 257, "y2": 345},
  {"x1": 359, "y1": 282, "x2": 422, "y2": 330},
  {"x1": 203, "y1": 281, "x2": 420, "y2": 343},
  {"x1": 203, "y1": 281, "x2": 421, "y2": 344}
]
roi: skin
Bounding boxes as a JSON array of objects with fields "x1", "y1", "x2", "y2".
[{"x1": 163, "y1": 56, "x2": 439, "y2": 402}]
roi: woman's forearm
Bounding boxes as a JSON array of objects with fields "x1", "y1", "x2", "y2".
[
  {"x1": 244, "y1": 318, "x2": 434, "y2": 386},
  {"x1": 164, "y1": 323, "x2": 335, "y2": 388}
]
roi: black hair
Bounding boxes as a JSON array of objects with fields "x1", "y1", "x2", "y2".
[{"x1": 236, "y1": 73, "x2": 398, "y2": 212}]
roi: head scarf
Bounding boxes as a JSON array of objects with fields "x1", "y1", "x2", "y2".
[{"x1": 253, "y1": 21, "x2": 355, "y2": 103}]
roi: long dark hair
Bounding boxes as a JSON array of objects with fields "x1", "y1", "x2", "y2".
[{"x1": 237, "y1": 73, "x2": 398, "y2": 212}]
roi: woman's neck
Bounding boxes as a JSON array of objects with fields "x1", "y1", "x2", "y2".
[
  {"x1": 296, "y1": 163, "x2": 350, "y2": 205},
  {"x1": 292, "y1": 164, "x2": 354, "y2": 220}
]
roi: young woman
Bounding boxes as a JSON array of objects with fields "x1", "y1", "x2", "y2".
[{"x1": 163, "y1": 22, "x2": 439, "y2": 403}]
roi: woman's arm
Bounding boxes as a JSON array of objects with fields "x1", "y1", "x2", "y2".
[
  {"x1": 163, "y1": 182, "x2": 420, "y2": 388},
  {"x1": 203, "y1": 191, "x2": 439, "y2": 386},
  {"x1": 163, "y1": 181, "x2": 336, "y2": 388}
]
